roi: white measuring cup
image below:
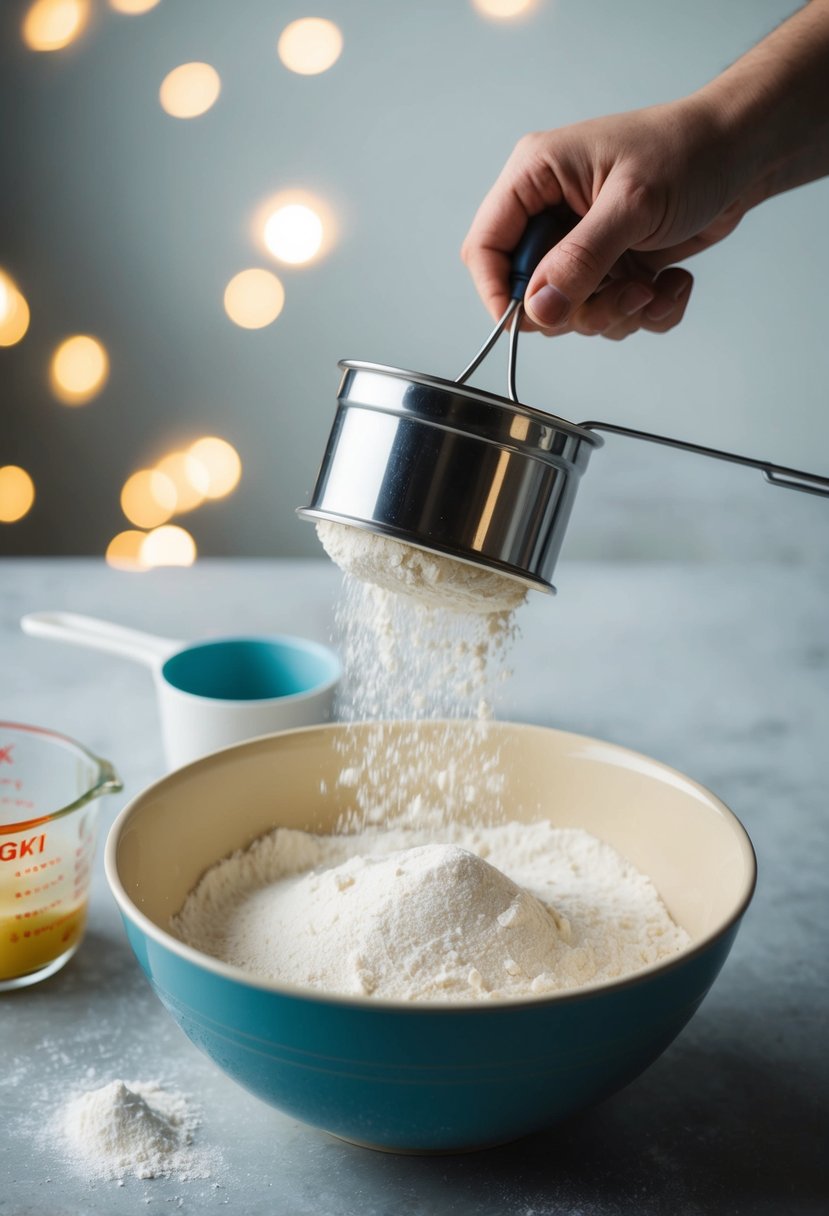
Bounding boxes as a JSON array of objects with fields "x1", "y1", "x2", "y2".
[{"x1": 21, "y1": 613, "x2": 341, "y2": 770}]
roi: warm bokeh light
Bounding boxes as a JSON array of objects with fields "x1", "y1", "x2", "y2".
[
  {"x1": 277, "y1": 17, "x2": 343, "y2": 75},
  {"x1": 254, "y1": 189, "x2": 336, "y2": 265},
  {"x1": 105, "y1": 529, "x2": 148, "y2": 571},
  {"x1": 0, "y1": 271, "x2": 30, "y2": 347},
  {"x1": 188, "y1": 437, "x2": 242, "y2": 499},
  {"x1": 155, "y1": 450, "x2": 208, "y2": 513},
  {"x1": 223, "y1": 268, "x2": 285, "y2": 329},
  {"x1": 140, "y1": 525, "x2": 197, "y2": 568},
  {"x1": 159, "y1": 62, "x2": 221, "y2": 119},
  {"x1": 264, "y1": 204, "x2": 324, "y2": 265},
  {"x1": 120, "y1": 469, "x2": 177, "y2": 528},
  {"x1": 109, "y1": 0, "x2": 161, "y2": 12},
  {"x1": 471, "y1": 0, "x2": 537, "y2": 17},
  {"x1": 22, "y1": 0, "x2": 89, "y2": 51},
  {"x1": 50, "y1": 335, "x2": 109, "y2": 405},
  {"x1": 0, "y1": 466, "x2": 35, "y2": 523}
]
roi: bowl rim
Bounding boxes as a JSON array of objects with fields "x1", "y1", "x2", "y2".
[{"x1": 104, "y1": 721, "x2": 757, "y2": 1012}]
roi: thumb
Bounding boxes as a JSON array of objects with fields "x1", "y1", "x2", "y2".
[{"x1": 525, "y1": 189, "x2": 648, "y2": 330}]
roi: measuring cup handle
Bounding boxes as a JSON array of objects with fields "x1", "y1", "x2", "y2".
[{"x1": 21, "y1": 612, "x2": 181, "y2": 668}]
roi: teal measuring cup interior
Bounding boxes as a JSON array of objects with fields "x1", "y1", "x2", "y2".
[{"x1": 160, "y1": 636, "x2": 341, "y2": 702}]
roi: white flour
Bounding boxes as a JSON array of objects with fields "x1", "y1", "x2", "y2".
[
  {"x1": 331, "y1": 573, "x2": 517, "y2": 828},
  {"x1": 172, "y1": 822, "x2": 690, "y2": 1001},
  {"x1": 315, "y1": 522, "x2": 529, "y2": 835},
  {"x1": 56, "y1": 1079, "x2": 211, "y2": 1182},
  {"x1": 316, "y1": 520, "x2": 528, "y2": 615},
  {"x1": 292, "y1": 512, "x2": 691, "y2": 1004}
]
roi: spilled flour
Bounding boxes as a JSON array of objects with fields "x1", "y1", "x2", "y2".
[
  {"x1": 172, "y1": 822, "x2": 690, "y2": 1001},
  {"x1": 55, "y1": 1079, "x2": 212, "y2": 1181}
]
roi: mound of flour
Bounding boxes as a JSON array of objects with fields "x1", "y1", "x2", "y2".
[
  {"x1": 316, "y1": 519, "x2": 528, "y2": 615},
  {"x1": 172, "y1": 822, "x2": 689, "y2": 1001},
  {"x1": 56, "y1": 1080, "x2": 211, "y2": 1181}
]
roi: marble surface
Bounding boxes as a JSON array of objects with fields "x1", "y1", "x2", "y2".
[{"x1": 1, "y1": 557, "x2": 827, "y2": 1216}]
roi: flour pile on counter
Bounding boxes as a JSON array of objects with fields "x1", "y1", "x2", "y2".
[
  {"x1": 57, "y1": 1079, "x2": 211, "y2": 1181},
  {"x1": 172, "y1": 821, "x2": 689, "y2": 1000}
]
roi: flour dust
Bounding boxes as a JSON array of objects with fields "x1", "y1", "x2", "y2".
[{"x1": 331, "y1": 573, "x2": 522, "y2": 829}]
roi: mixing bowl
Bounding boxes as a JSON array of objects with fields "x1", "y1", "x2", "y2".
[{"x1": 105, "y1": 722, "x2": 755, "y2": 1152}]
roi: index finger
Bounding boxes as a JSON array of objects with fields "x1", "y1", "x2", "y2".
[{"x1": 461, "y1": 166, "x2": 562, "y2": 323}]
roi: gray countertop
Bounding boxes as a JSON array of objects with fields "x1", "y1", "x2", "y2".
[{"x1": 1, "y1": 558, "x2": 827, "y2": 1216}]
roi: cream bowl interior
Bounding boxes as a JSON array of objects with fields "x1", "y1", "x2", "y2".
[{"x1": 113, "y1": 721, "x2": 753, "y2": 958}]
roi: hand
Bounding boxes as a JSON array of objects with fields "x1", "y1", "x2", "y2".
[{"x1": 461, "y1": 98, "x2": 753, "y2": 341}]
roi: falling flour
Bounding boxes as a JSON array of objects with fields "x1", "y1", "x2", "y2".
[
  {"x1": 320, "y1": 523, "x2": 525, "y2": 829},
  {"x1": 55, "y1": 1079, "x2": 211, "y2": 1182},
  {"x1": 172, "y1": 822, "x2": 690, "y2": 1002}
]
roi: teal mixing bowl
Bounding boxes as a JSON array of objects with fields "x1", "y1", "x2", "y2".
[{"x1": 104, "y1": 722, "x2": 756, "y2": 1152}]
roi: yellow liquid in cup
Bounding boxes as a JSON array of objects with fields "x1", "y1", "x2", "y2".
[
  {"x1": 1, "y1": 820, "x2": 96, "y2": 982},
  {"x1": 0, "y1": 899, "x2": 88, "y2": 981}
]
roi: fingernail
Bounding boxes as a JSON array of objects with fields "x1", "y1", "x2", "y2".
[
  {"x1": 619, "y1": 283, "x2": 655, "y2": 316},
  {"x1": 672, "y1": 279, "x2": 691, "y2": 301},
  {"x1": 645, "y1": 299, "x2": 676, "y2": 321},
  {"x1": 526, "y1": 284, "x2": 570, "y2": 329}
]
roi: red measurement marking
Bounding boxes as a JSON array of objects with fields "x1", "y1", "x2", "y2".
[{"x1": 0, "y1": 745, "x2": 13, "y2": 765}]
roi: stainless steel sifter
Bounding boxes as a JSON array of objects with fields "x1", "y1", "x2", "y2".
[{"x1": 298, "y1": 211, "x2": 829, "y2": 594}]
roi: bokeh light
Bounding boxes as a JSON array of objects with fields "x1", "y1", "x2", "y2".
[
  {"x1": 159, "y1": 62, "x2": 221, "y2": 119},
  {"x1": 277, "y1": 18, "x2": 343, "y2": 75},
  {"x1": 50, "y1": 335, "x2": 109, "y2": 405},
  {"x1": 22, "y1": 0, "x2": 89, "y2": 52},
  {"x1": 140, "y1": 525, "x2": 197, "y2": 568},
  {"x1": 254, "y1": 189, "x2": 336, "y2": 266},
  {"x1": 223, "y1": 268, "x2": 285, "y2": 329},
  {"x1": 109, "y1": 0, "x2": 161, "y2": 12},
  {"x1": 264, "y1": 204, "x2": 324, "y2": 265},
  {"x1": 0, "y1": 271, "x2": 30, "y2": 347},
  {"x1": 188, "y1": 437, "x2": 241, "y2": 499},
  {"x1": 471, "y1": 0, "x2": 537, "y2": 17},
  {"x1": 0, "y1": 466, "x2": 35, "y2": 523},
  {"x1": 106, "y1": 529, "x2": 148, "y2": 571},
  {"x1": 155, "y1": 450, "x2": 208, "y2": 513},
  {"x1": 120, "y1": 469, "x2": 177, "y2": 528}
]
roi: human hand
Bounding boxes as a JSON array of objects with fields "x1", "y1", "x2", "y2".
[{"x1": 461, "y1": 98, "x2": 753, "y2": 340}]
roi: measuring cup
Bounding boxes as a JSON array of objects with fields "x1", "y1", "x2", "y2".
[
  {"x1": 21, "y1": 613, "x2": 341, "y2": 770},
  {"x1": 0, "y1": 722, "x2": 122, "y2": 990}
]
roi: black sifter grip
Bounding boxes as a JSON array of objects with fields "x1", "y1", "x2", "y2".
[{"x1": 509, "y1": 207, "x2": 581, "y2": 300}]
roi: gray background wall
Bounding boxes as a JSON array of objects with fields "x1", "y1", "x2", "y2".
[{"x1": 2, "y1": 0, "x2": 828, "y2": 561}]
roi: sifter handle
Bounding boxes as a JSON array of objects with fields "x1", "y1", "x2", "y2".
[
  {"x1": 457, "y1": 207, "x2": 582, "y2": 387},
  {"x1": 509, "y1": 208, "x2": 580, "y2": 300}
]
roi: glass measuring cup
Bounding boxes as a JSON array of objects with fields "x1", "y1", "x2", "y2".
[{"x1": 0, "y1": 723, "x2": 122, "y2": 990}]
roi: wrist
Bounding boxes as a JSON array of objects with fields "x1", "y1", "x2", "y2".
[{"x1": 689, "y1": 1, "x2": 829, "y2": 207}]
